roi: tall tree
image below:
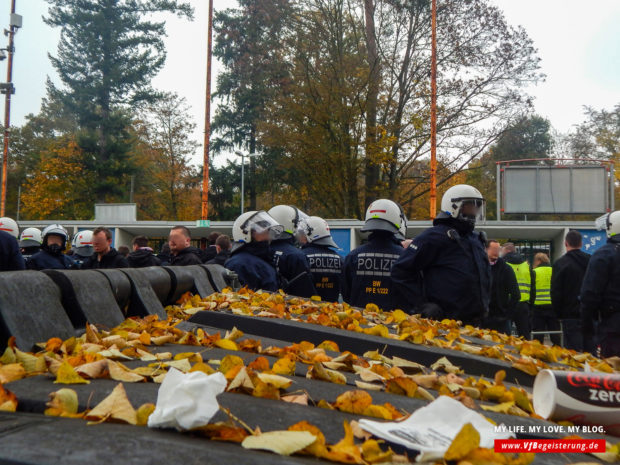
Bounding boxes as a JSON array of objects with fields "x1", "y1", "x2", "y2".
[
  {"x1": 44, "y1": 0, "x2": 193, "y2": 202},
  {"x1": 133, "y1": 92, "x2": 200, "y2": 220},
  {"x1": 259, "y1": 0, "x2": 371, "y2": 217},
  {"x1": 371, "y1": 0, "x2": 543, "y2": 207},
  {"x1": 21, "y1": 137, "x2": 97, "y2": 220},
  {"x1": 364, "y1": 0, "x2": 381, "y2": 206},
  {"x1": 212, "y1": 0, "x2": 291, "y2": 210}
]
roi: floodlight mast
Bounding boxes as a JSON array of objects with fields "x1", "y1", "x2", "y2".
[{"x1": 1, "y1": 0, "x2": 20, "y2": 217}]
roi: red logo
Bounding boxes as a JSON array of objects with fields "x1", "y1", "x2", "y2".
[{"x1": 566, "y1": 373, "x2": 620, "y2": 390}]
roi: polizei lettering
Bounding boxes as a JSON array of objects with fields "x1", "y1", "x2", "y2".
[
  {"x1": 308, "y1": 256, "x2": 340, "y2": 270},
  {"x1": 356, "y1": 253, "x2": 400, "y2": 276},
  {"x1": 358, "y1": 256, "x2": 394, "y2": 271}
]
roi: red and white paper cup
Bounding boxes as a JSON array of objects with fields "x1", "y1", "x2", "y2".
[{"x1": 533, "y1": 369, "x2": 620, "y2": 436}]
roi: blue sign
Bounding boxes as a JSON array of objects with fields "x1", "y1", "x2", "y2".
[
  {"x1": 578, "y1": 229, "x2": 606, "y2": 255},
  {"x1": 330, "y1": 228, "x2": 351, "y2": 259}
]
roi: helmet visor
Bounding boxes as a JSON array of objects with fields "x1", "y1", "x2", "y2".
[
  {"x1": 241, "y1": 211, "x2": 284, "y2": 241},
  {"x1": 457, "y1": 198, "x2": 486, "y2": 223}
]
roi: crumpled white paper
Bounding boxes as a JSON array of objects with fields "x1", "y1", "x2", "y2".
[
  {"x1": 358, "y1": 396, "x2": 514, "y2": 460},
  {"x1": 147, "y1": 368, "x2": 227, "y2": 430}
]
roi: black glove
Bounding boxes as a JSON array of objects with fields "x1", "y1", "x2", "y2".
[{"x1": 418, "y1": 302, "x2": 444, "y2": 321}]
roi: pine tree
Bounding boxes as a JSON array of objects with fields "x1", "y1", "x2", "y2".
[{"x1": 44, "y1": 0, "x2": 193, "y2": 202}]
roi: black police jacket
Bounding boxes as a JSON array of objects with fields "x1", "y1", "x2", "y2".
[
  {"x1": 391, "y1": 215, "x2": 491, "y2": 325},
  {"x1": 580, "y1": 237, "x2": 620, "y2": 333},
  {"x1": 225, "y1": 243, "x2": 279, "y2": 292},
  {"x1": 26, "y1": 249, "x2": 75, "y2": 270},
  {"x1": 206, "y1": 250, "x2": 230, "y2": 267},
  {"x1": 0, "y1": 230, "x2": 25, "y2": 271},
  {"x1": 168, "y1": 247, "x2": 204, "y2": 266},
  {"x1": 302, "y1": 243, "x2": 342, "y2": 302},
  {"x1": 128, "y1": 248, "x2": 161, "y2": 268},
  {"x1": 81, "y1": 248, "x2": 129, "y2": 269},
  {"x1": 270, "y1": 238, "x2": 316, "y2": 298},
  {"x1": 488, "y1": 257, "x2": 520, "y2": 321},
  {"x1": 551, "y1": 249, "x2": 590, "y2": 319},
  {"x1": 341, "y1": 231, "x2": 403, "y2": 310}
]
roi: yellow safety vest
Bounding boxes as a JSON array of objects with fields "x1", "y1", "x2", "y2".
[
  {"x1": 506, "y1": 261, "x2": 531, "y2": 302},
  {"x1": 533, "y1": 266, "x2": 552, "y2": 306}
]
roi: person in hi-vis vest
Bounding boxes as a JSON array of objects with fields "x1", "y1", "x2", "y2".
[{"x1": 531, "y1": 252, "x2": 560, "y2": 345}]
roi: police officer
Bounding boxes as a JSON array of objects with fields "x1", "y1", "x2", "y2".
[
  {"x1": 581, "y1": 211, "x2": 620, "y2": 357},
  {"x1": 225, "y1": 210, "x2": 281, "y2": 291},
  {"x1": 0, "y1": 217, "x2": 19, "y2": 239},
  {"x1": 502, "y1": 242, "x2": 534, "y2": 339},
  {"x1": 71, "y1": 230, "x2": 95, "y2": 268},
  {"x1": 19, "y1": 227, "x2": 42, "y2": 260},
  {"x1": 27, "y1": 224, "x2": 75, "y2": 270},
  {"x1": 0, "y1": 217, "x2": 25, "y2": 271},
  {"x1": 391, "y1": 185, "x2": 491, "y2": 325},
  {"x1": 267, "y1": 205, "x2": 316, "y2": 298},
  {"x1": 342, "y1": 199, "x2": 404, "y2": 310},
  {"x1": 299, "y1": 216, "x2": 342, "y2": 302}
]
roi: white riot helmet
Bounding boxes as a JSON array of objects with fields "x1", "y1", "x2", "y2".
[
  {"x1": 299, "y1": 216, "x2": 339, "y2": 248},
  {"x1": 0, "y1": 217, "x2": 19, "y2": 238},
  {"x1": 42, "y1": 224, "x2": 69, "y2": 248},
  {"x1": 605, "y1": 211, "x2": 620, "y2": 238},
  {"x1": 395, "y1": 207, "x2": 408, "y2": 241},
  {"x1": 19, "y1": 227, "x2": 42, "y2": 248},
  {"x1": 440, "y1": 184, "x2": 485, "y2": 225},
  {"x1": 361, "y1": 199, "x2": 403, "y2": 234},
  {"x1": 267, "y1": 205, "x2": 309, "y2": 238},
  {"x1": 72, "y1": 230, "x2": 94, "y2": 257},
  {"x1": 232, "y1": 210, "x2": 284, "y2": 251}
]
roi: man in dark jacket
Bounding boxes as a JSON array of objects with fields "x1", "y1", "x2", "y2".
[
  {"x1": 391, "y1": 185, "x2": 491, "y2": 326},
  {"x1": 168, "y1": 226, "x2": 203, "y2": 266},
  {"x1": 551, "y1": 230, "x2": 590, "y2": 351},
  {"x1": 0, "y1": 229, "x2": 25, "y2": 271},
  {"x1": 128, "y1": 235, "x2": 161, "y2": 268},
  {"x1": 202, "y1": 231, "x2": 221, "y2": 263},
  {"x1": 27, "y1": 224, "x2": 75, "y2": 270},
  {"x1": 580, "y1": 211, "x2": 620, "y2": 357},
  {"x1": 81, "y1": 227, "x2": 129, "y2": 269},
  {"x1": 206, "y1": 234, "x2": 231, "y2": 266},
  {"x1": 483, "y1": 240, "x2": 519, "y2": 334},
  {"x1": 502, "y1": 243, "x2": 534, "y2": 339}
]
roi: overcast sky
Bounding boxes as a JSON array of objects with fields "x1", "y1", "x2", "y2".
[{"x1": 1, "y1": 0, "x2": 619, "y2": 166}]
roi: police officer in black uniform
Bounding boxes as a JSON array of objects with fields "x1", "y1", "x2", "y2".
[
  {"x1": 267, "y1": 205, "x2": 317, "y2": 298},
  {"x1": 299, "y1": 216, "x2": 343, "y2": 302},
  {"x1": 225, "y1": 210, "x2": 282, "y2": 292},
  {"x1": 27, "y1": 224, "x2": 75, "y2": 270},
  {"x1": 341, "y1": 199, "x2": 405, "y2": 310},
  {"x1": 580, "y1": 210, "x2": 620, "y2": 357},
  {"x1": 391, "y1": 184, "x2": 491, "y2": 326}
]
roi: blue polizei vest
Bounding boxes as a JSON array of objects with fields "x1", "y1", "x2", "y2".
[
  {"x1": 341, "y1": 231, "x2": 403, "y2": 310},
  {"x1": 302, "y1": 243, "x2": 342, "y2": 302}
]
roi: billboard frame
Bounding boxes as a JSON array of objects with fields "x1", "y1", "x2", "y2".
[{"x1": 496, "y1": 158, "x2": 615, "y2": 221}]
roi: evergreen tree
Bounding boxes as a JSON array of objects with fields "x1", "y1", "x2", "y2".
[{"x1": 44, "y1": 0, "x2": 193, "y2": 202}]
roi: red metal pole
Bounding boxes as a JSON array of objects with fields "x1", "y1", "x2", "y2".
[
  {"x1": 429, "y1": 0, "x2": 437, "y2": 219},
  {"x1": 201, "y1": 0, "x2": 213, "y2": 221},
  {"x1": 1, "y1": 0, "x2": 16, "y2": 217}
]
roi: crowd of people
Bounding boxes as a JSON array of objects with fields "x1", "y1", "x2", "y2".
[{"x1": 0, "y1": 183, "x2": 618, "y2": 357}]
